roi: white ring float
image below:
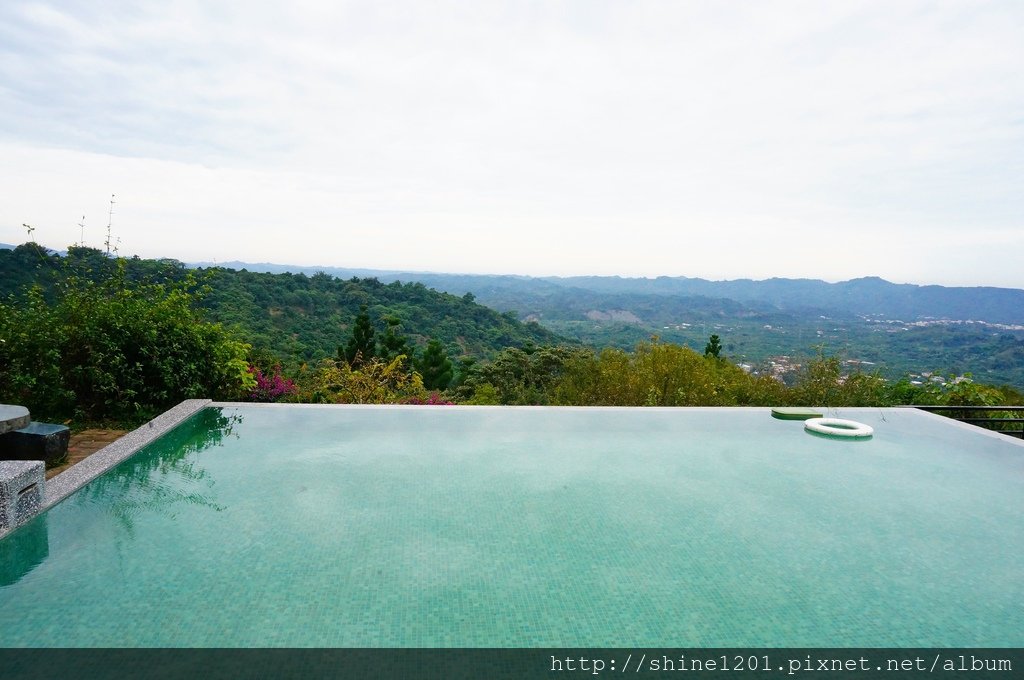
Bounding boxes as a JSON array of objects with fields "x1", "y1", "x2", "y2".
[{"x1": 804, "y1": 417, "x2": 874, "y2": 438}]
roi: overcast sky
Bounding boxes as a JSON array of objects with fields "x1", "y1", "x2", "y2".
[{"x1": 1, "y1": 1, "x2": 1022, "y2": 287}]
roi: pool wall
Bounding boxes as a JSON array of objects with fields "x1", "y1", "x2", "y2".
[{"x1": 906, "y1": 404, "x2": 1024, "y2": 445}]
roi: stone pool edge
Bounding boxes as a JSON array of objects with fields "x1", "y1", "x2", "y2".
[{"x1": 41, "y1": 399, "x2": 212, "y2": 511}]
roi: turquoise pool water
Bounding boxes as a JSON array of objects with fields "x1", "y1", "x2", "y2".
[{"x1": 1, "y1": 405, "x2": 1021, "y2": 647}]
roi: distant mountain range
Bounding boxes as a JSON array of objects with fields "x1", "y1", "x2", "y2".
[
  {"x1": 194, "y1": 259, "x2": 1024, "y2": 326},
  {"x1": 10, "y1": 242, "x2": 1022, "y2": 324}
]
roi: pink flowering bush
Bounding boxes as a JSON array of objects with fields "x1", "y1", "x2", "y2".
[
  {"x1": 400, "y1": 392, "x2": 454, "y2": 406},
  {"x1": 248, "y1": 365, "x2": 297, "y2": 402}
]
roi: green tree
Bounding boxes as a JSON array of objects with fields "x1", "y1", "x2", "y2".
[
  {"x1": 341, "y1": 304, "x2": 376, "y2": 366},
  {"x1": 416, "y1": 338, "x2": 454, "y2": 390},
  {"x1": 450, "y1": 356, "x2": 477, "y2": 390},
  {"x1": 788, "y1": 354, "x2": 887, "y2": 407},
  {"x1": 554, "y1": 341, "x2": 736, "y2": 406},
  {"x1": 457, "y1": 345, "x2": 584, "y2": 405},
  {"x1": 704, "y1": 334, "x2": 723, "y2": 359},
  {"x1": 378, "y1": 316, "x2": 413, "y2": 367}
]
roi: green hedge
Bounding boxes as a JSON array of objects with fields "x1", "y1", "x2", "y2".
[{"x1": 0, "y1": 263, "x2": 253, "y2": 425}]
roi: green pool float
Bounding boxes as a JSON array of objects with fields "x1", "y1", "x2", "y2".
[{"x1": 771, "y1": 407, "x2": 824, "y2": 420}]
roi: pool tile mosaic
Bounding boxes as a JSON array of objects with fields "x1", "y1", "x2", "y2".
[{"x1": 0, "y1": 405, "x2": 1021, "y2": 647}]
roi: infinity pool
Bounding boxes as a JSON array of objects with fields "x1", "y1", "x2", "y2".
[{"x1": 1, "y1": 405, "x2": 1021, "y2": 647}]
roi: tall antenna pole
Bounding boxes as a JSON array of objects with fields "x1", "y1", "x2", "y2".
[{"x1": 105, "y1": 194, "x2": 115, "y2": 255}]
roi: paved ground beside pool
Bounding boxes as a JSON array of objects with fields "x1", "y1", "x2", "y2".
[{"x1": 46, "y1": 429, "x2": 129, "y2": 480}]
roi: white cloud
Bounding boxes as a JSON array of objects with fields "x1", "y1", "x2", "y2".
[{"x1": 1, "y1": 0, "x2": 1022, "y2": 286}]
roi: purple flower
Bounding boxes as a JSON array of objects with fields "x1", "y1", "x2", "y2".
[
  {"x1": 401, "y1": 392, "x2": 454, "y2": 406},
  {"x1": 248, "y1": 365, "x2": 297, "y2": 402}
]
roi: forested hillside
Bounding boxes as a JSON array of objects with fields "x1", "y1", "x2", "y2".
[
  {"x1": 192, "y1": 259, "x2": 1024, "y2": 388},
  {"x1": 0, "y1": 244, "x2": 563, "y2": 366}
]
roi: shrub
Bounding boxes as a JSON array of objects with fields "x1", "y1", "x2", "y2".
[
  {"x1": 400, "y1": 392, "x2": 454, "y2": 405},
  {"x1": 0, "y1": 265, "x2": 254, "y2": 424},
  {"x1": 787, "y1": 355, "x2": 889, "y2": 407},
  {"x1": 553, "y1": 340, "x2": 759, "y2": 406},
  {"x1": 293, "y1": 356, "x2": 427, "y2": 404},
  {"x1": 247, "y1": 365, "x2": 298, "y2": 402}
]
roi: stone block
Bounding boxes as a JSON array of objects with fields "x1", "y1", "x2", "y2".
[
  {"x1": 0, "y1": 421, "x2": 71, "y2": 465},
  {"x1": 0, "y1": 460, "x2": 45, "y2": 531}
]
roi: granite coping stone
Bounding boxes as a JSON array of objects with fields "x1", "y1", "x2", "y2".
[
  {"x1": 42, "y1": 399, "x2": 211, "y2": 512},
  {"x1": 0, "y1": 460, "x2": 44, "y2": 532},
  {"x1": 0, "y1": 404, "x2": 31, "y2": 435}
]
